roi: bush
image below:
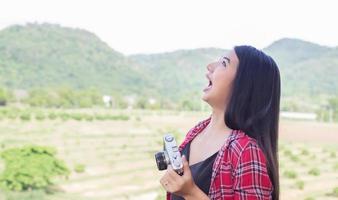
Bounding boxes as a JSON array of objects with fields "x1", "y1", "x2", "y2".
[
  {"x1": 290, "y1": 154, "x2": 300, "y2": 162},
  {"x1": 35, "y1": 112, "x2": 46, "y2": 121},
  {"x1": 74, "y1": 164, "x2": 86, "y2": 173},
  {"x1": 330, "y1": 187, "x2": 338, "y2": 197},
  {"x1": 0, "y1": 145, "x2": 69, "y2": 191},
  {"x1": 283, "y1": 149, "x2": 292, "y2": 157},
  {"x1": 108, "y1": 114, "x2": 129, "y2": 121},
  {"x1": 330, "y1": 151, "x2": 336, "y2": 158},
  {"x1": 283, "y1": 170, "x2": 297, "y2": 179},
  {"x1": 295, "y1": 180, "x2": 304, "y2": 190},
  {"x1": 7, "y1": 111, "x2": 18, "y2": 120},
  {"x1": 48, "y1": 112, "x2": 57, "y2": 120},
  {"x1": 20, "y1": 112, "x2": 31, "y2": 121},
  {"x1": 95, "y1": 114, "x2": 106, "y2": 121},
  {"x1": 84, "y1": 115, "x2": 94, "y2": 121},
  {"x1": 308, "y1": 168, "x2": 320, "y2": 176},
  {"x1": 334, "y1": 162, "x2": 338, "y2": 171},
  {"x1": 304, "y1": 197, "x2": 315, "y2": 200},
  {"x1": 70, "y1": 113, "x2": 84, "y2": 121},
  {"x1": 301, "y1": 148, "x2": 310, "y2": 155},
  {"x1": 59, "y1": 113, "x2": 70, "y2": 121}
]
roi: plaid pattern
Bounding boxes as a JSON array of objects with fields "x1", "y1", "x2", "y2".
[{"x1": 166, "y1": 116, "x2": 273, "y2": 200}]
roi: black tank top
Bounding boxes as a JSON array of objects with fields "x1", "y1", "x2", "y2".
[{"x1": 171, "y1": 140, "x2": 219, "y2": 200}]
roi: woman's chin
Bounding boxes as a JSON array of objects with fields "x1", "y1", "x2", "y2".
[{"x1": 201, "y1": 91, "x2": 211, "y2": 102}]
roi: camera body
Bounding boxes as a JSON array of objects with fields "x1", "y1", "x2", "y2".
[{"x1": 155, "y1": 133, "x2": 184, "y2": 175}]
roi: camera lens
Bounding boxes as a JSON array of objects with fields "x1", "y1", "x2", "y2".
[{"x1": 155, "y1": 151, "x2": 167, "y2": 170}]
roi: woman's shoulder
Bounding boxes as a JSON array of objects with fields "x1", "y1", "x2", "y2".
[
  {"x1": 227, "y1": 130, "x2": 273, "y2": 195},
  {"x1": 228, "y1": 130, "x2": 259, "y2": 151},
  {"x1": 227, "y1": 130, "x2": 268, "y2": 167}
]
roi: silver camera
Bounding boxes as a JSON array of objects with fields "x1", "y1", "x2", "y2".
[{"x1": 155, "y1": 133, "x2": 184, "y2": 175}]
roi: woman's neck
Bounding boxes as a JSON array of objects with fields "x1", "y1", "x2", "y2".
[{"x1": 207, "y1": 108, "x2": 232, "y2": 136}]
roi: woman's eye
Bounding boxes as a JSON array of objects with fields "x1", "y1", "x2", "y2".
[{"x1": 222, "y1": 60, "x2": 227, "y2": 67}]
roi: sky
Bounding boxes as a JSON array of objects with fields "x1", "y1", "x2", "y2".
[{"x1": 0, "y1": 0, "x2": 337, "y2": 55}]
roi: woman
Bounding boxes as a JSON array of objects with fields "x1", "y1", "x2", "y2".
[{"x1": 160, "y1": 45, "x2": 280, "y2": 200}]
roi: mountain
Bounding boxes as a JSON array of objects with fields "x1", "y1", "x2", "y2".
[
  {"x1": 264, "y1": 38, "x2": 338, "y2": 102},
  {"x1": 129, "y1": 48, "x2": 226, "y2": 99},
  {"x1": 264, "y1": 38, "x2": 331, "y2": 64},
  {"x1": 0, "y1": 23, "x2": 154, "y2": 96},
  {"x1": 0, "y1": 23, "x2": 337, "y2": 109},
  {"x1": 130, "y1": 38, "x2": 338, "y2": 106}
]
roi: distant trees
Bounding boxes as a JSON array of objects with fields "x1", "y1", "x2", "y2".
[
  {"x1": 0, "y1": 85, "x2": 337, "y2": 120},
  {"x1": 180, "y1": 99, "x2": 201, "y2": 111},
  {"x1": 1, "y1": 86, "x2": 180, "y2": 110},
  {"x1": 0, "y1": 87, "x2": 12, "y2": 106},
  {"x1": 317, "y1": 96, "x2": 338, "y2": 122},
  {"x1": 328, "y1": 97, "x2": 338, "y2": 113},
  {"x1": 135, "y1": 97, "x2": 161, "y2": 110},
  {"x1": 0, "y1": 88, "x2": 8, "y2": 106},
  {"x1": 25, "y1": 87, "x2": 103, "y2": 108}
]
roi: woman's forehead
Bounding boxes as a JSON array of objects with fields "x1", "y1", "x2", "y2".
[{"x1": 222, "y1": 50, "x2": 239, "y2": 65}]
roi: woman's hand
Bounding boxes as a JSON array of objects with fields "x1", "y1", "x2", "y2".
[{"x1": 159, "y1": 155, "x2": 197, "y2": 198}]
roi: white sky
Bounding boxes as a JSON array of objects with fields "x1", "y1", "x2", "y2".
[{"x1": 0, "y1": 0, "x2": 337, "y2": 55}]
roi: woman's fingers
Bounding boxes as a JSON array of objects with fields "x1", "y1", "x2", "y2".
[
  {"x1": 167, "y1": 165, "x2": 180, "y2": 179},
  {"x1": 160, "y1": 170, "x2": 177, "y2": 193},
  {"x1": 160, "y1": 168, "x2": 175, "y2": 184}
]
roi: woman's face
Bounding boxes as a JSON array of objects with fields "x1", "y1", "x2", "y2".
[{"x1": 202, "y1": 49, "x2": 239, "y2": 109}]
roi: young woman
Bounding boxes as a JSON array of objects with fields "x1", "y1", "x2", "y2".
[{"x1": 160, "y1": 45, "x2": 280, "y2": 200}]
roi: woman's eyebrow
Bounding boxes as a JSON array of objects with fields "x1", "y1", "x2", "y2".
[{"x1": 223, "y1": 56, "x2": 231, "y2": 64}]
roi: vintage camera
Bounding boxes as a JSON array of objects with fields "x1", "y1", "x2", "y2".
[{"x1": 155, "y1": 133, "x2": 184, "y2": 175}]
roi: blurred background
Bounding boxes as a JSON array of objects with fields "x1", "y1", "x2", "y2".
[{"x1": 0, "y1": 0, "x2": 337, "y2": 199}]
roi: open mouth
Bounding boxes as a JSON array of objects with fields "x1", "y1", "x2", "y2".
[
  {"x1": 203, "y1": 78, "x2": 213, "y2": 92},
  {"x1": 208, "y1": 80, "x2": 212, "y2": 87}
]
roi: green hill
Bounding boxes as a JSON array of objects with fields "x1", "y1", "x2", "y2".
[
  {"x1": 264, "y1": 38, "x2": 338, "y2": 106},
  {"x1": 0, "y1": 23, "x2": 154, "y2": 96},
  {"x1": 0, "y1": 23, "x2": 337, "y2": 110},
  {"x1": 129, "y1": 48, "x2": 226, "y2": 100}
]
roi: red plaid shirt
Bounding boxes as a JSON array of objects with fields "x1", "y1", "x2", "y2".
[{"x1": 166, "y1": 116, "x2": 273, "y2": 200}]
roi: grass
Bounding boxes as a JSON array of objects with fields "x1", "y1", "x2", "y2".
[
  {"x1": 300, "y1": 148, "x2": 310, "y2": 156},
  {"x1": 295, "y1": 180, "x2": 305, "y2": 190},
  {"x1": 0, "y1": 107, "x2": 130, "y2": 122},
  {"x1": 74, "y1": 164, "x2": 86, "y2": 173},
  {"x1": 334, "y1": 162, "x2": 338, "y2": 171},
  {"x1": 283, "y1": 170, "x2": 297, "y2": 179},
  {"x1": 328, "y1": 186, "x2": 338, "y2": 197},
  {"x1": 290, "y1": 154, "x2": 300, "y2": 162},
  {"x1": 0, "y1": 108, "x2": 337, "y2": 200},
  {"x1": 304, "y1": 197, "x2": 315, "y2": 200},
  {"x1": 308, "y1": 168, "x2": 320, "y2": 176}
]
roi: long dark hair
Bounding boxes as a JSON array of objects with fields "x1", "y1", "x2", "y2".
[{"x1": 225, "y1": 45, "x2": 280, "y2": 200}]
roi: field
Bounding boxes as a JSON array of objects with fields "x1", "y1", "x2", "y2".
[{"x1": 0, "y1": 108, "x2": 337, "y2": 200}]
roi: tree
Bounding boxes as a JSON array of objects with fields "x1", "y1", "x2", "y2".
[{"x1": 0, "y1": 145, "x2": 70, "y2": 191}]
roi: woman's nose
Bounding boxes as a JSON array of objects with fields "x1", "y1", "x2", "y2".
[
  {"x1": 207, "y1": 62, "x2": 217, "y2": 72},
  {"x1": 206, "y1": 63, "x2": 212, "y2": 72}
]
